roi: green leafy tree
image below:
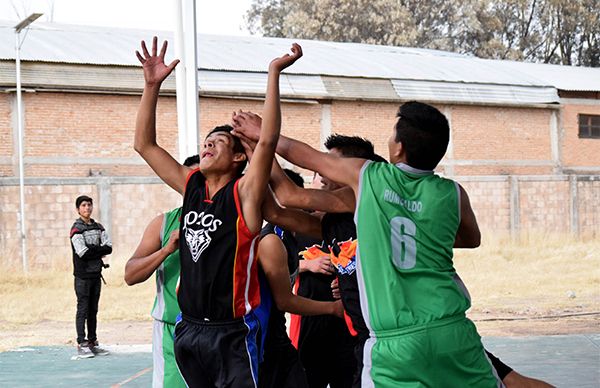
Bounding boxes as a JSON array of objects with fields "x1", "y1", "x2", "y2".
[{"x1": 245, "y1": 0, "x2": 599, "y2": 66}]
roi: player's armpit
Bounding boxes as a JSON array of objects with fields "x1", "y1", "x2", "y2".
[{"x1": 454, "y1": 184, "x2": 481, "y2": 248}]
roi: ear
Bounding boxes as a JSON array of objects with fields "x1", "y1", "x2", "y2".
[
  {"x1": 233, "y1": 152, "x2": 247, "y2": 163},
  {"x1": 391, "y1": 140, "x2": 404, "y2": 161}
]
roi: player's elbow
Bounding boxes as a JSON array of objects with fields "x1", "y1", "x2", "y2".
[{"x1": 123, "y1": 265, "x2": 139, "y2": 286}]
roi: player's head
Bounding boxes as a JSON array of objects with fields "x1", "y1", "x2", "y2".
[
  {"x1": 321, "y1": 134, "x2": 376, "y2": 191},
  {"x1": 324, "y1": 134, "x2": 375, "y2": 159},
  {"x1": 183, "y1": 154, "x2": 200, "y2": 168},
  {"x1": 283, "y1": 168, "x2": 304, "y2": 188},
  {"x1": 390, "y1": 101, "x2": 449, "y2": 170},
  {"x1": 200, "y1": 125, "x2": 247, "y2": 177},
  {"x1": 75, "y1": 195, "x2": 93, "y2": 218}
]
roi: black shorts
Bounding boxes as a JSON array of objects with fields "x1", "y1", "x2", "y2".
[
  {"x1": 297, "y1": 315, "x2": 357, "y2": 388},
  {"x1": 174, "y1": 313, "x2": 261, "y2": 388}
]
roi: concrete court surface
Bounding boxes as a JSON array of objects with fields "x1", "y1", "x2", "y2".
[{"x1": 0, "y1": 334, "x2": 598, "y2": 387}]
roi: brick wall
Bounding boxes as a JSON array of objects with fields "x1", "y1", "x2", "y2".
[
  {"x1": 1, "y1": 176, "x2": 598, "y2": 268},
  {"x1": 561, "y1": 103, "x2": 600, "y2": 169},
  {"x1": 1, "y1": 91, "x2": 598, "y2": 177}
]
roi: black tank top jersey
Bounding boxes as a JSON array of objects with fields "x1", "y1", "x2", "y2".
[
  {"x1": 259, "y1": 224, "x2": 299, "y2": 348},
  {"x1": 178, "y1": 169, "x2": 260, "y2": 321},
  {"x1": 321, "y1": 212, "x2": 368, "y2": 337}
]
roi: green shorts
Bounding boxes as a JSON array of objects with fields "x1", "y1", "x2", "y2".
[
  {"x1": 152, "y1": 320, "x2": 186, "y2": 388},
  {"x1": 361, "y1": 315, "x2": 503, "y2": 388}
]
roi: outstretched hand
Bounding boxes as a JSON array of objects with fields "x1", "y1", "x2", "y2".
[
  {"x1": 136, "y1": 36, "x2": 180, "y2": 87},
  {"x1": 231, "y1": 110, "x2": 263, "y2": 142},
  {"x1": 269, "y1": 43, "x2": 303, "y2": 72}
]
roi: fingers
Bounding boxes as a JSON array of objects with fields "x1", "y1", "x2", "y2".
[
  {"x1": 135, "y1": 50, "x2": 145, "y2": 64},
  {"x1": 152, "y1": 36, "x2": 158, "y2": 57},
  {"x1": 167, "y1": 59, "x2": 180, "y2": 72},
  {"x1": 291, "y1": 43, "x2": 303, "y2": 58},
  {"x1": 159, "y1": 40, "x2": 168, "y2": 58},
  {"x1": 141, "y1": 40, "x2": 151, "y2": 59}
]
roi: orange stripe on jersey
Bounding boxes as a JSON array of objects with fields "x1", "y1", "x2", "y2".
[
  {"x1": 289, "y1": 275, "x2": 301, "y2": 349},
  {"x1": 232, "y1": 180, "x2": 260, "y2": 317}
]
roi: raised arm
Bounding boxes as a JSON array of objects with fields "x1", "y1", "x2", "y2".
[
  {"x1": 124, "y1": 214, "x2": 180, "y2": 285},
  {"x1": 259, "y1": 234, "x2": 343, "y2": 317},
  {"x1": 232, "y1": 111, "x2": 356, "y2": 213},
  {"x1": 454, "y1": 185, "x2": 481, "y2": 248},
  {"x1": 134, "y1": 36, "x2": 189, "y2": 194},
  {"x1": 261, "y1": 188, "x2": 322, "y2": 239},
  {"x1": 233, "y1": 118, "x2": 365, "y2": 193},
  {"x1": 271, "y1": 160, "x2": 356, "y2": 213},
  {"x1": 236, "y1": 44, "x2": 303, "y2": 232}
]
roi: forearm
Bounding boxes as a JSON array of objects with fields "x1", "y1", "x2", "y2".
[
  {"x1": 277, "y1": 293, "x2": 337, "y2": 316},
  {"x1": 124, "y1": 247, "x2": 171, "y2": 285},
  {"x1": 260, "y1": 69, "x2": 282, "y2": 147},
  {"x1": 134, "y1": 84, "x2": 161, "y2": 153},
  {"x1": 269, "y1": 160, "x2": 302, "y2": 207}
]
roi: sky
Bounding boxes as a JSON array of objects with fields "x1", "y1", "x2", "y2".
[{"x1": 0, "y1": 0, "x2": 254, "y2": 36}]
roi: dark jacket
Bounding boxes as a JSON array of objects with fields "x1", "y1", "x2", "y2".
[{"x1": 70, "y1": 218, "x2": 112, "y2": 279}]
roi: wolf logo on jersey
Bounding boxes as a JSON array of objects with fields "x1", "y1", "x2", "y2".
[{"x1": 185, "y1": 228, "x2": 211, "y2": 262}]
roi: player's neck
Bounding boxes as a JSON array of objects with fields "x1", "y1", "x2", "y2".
[{"x1": 204, "y1": 172, "x2": 237, "y2": 199}]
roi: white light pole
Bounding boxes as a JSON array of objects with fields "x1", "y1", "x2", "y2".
[{"x1": 15, "y1": 13, "x2": 43, "y2": 273}]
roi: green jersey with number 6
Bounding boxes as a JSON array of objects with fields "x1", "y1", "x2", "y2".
[
  {"x1": 151, "y1": 207, "x2": 182, "y2": 325},
  {"x1": 355, "y1": 162, "x2": 470, "y2": 333}
]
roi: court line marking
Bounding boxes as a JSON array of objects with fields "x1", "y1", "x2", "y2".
[{"x1": 111, "y1": 367, "x2": 152, "y2": 387}]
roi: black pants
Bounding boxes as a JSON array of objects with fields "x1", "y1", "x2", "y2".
[{"x1": 74, "y1": 277, "x2": 101, "y2": 344}]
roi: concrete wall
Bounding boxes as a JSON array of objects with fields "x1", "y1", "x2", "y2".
[{"x1": 1, "y1": 175, "x2": 598, "y2": 268}]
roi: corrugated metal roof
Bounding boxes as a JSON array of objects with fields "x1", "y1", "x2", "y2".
[
  {"x1": 0, "y1": 20, "x2": 595, "y2": 103},
  {"x1": 392, "y1": 79, "x2": 560, "y2": 104}
]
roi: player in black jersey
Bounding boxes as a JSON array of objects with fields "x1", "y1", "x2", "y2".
[
  {"x1": 134, "y1": 36, "x2": 302, "y2": 387},
  {"x1": 232, "y1": 118, "x2": 554, "y2": 388}
]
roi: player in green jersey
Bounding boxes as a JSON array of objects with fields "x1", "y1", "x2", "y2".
[
  {"x1": 232, "y1": 101, "x2": 502, "y2": 387},
  {"x1": 124, "y1": 155, "x2": 198, "y2": 388}
]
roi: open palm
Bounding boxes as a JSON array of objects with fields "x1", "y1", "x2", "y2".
[{"x1": 136, "y1": 36, "x2": 180, "y2": 86}]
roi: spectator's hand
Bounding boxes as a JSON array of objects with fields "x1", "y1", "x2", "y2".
[
  {"x1": 269, "y1": 43, "x2": 303, "y2": 72},
  {"x1": 231, "y1": 111, "x2": 262, "y2": 142},
  {"x1": 331, "y1": 277, "x2": 341, "y2": 300},
  {"x1": 306, "y1": 255, "x2": 334, "y2": 275},
  {"x1": 163, "y1": 230, "x2": 180, "y2": 255},
  {"x1": 136, "y1": 36, "x2": 180, "y2": 87}
]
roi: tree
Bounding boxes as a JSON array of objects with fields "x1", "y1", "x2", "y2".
[{"x1": 245, "y1": 0, "x2": 599, "y2": 67}]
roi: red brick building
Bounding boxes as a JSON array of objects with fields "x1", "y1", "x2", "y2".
[{"x1": 0, "y1": 22, "x2": 598, "y2": 267}]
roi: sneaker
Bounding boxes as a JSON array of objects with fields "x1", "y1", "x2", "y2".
[
  {"x1": 89, "y1": 341, "x2": 110, "y2": 356},
  {"x1": 76, "y1": 342, "x2": 95, "y2": 359}
]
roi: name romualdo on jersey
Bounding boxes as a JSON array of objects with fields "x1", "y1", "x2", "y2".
[{"x1": 183, "y1": 210, "x2": 223, "y2": 262}]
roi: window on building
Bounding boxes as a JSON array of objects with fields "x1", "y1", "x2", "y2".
[{"x1": 579, "y1": 114, "x2": 600, "y2": 139}]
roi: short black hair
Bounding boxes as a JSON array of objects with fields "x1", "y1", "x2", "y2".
[
  {"x1": 394, "y1": 101, "x2": 449, "y2": 170},
  {"x1": 283, "y1": 168, "x2": 304, "y2": 188},
  {"x1": 75, "y1": 195, "x2": 93, "y2": 208},
  {"x1": 206, "y1": 125, "x2": 247, "y2": 176},
  {"x1": 324, "y1": 134, "x2": 375, "y2": 159},
  {"x1": 369, "y1": 153, "x2": 388, "y2": 163},
  {"x1": 183, "y1": 154, "x2": 199, "y2": 167}
]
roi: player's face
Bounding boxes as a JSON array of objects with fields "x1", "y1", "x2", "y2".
[
  {"x1": 77, "y1": 201, "x2": 93, "y2": 219},
  {"x1": 200, "y1": 132, "x2": 236, "y2": 172},
  {"x1": 321, "y1": 148, "x2": 344, "y2": 191}
]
